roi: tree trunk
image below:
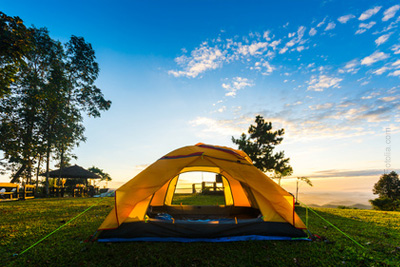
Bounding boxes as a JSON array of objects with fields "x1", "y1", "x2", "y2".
[
  {"x1": 10, "y1": 165, "x2": 26, "y2": 183},
  {"x1": 26, "y1": 158, "x2": 32, "y2": 184},
  {"x1": 58, "y1": 144, "x2": 64, "y2": 186},
  {"x1": 295, "y1": 179, "x2": 299, "y2": 203},
  {"x1": 45, "y1": 143, "x2": 51, "y2": 196},
  {"x1": 35, "y1": 154, "x2": 42, "y2": 191}
]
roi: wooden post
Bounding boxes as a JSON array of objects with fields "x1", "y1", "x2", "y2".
[
  {"x1": 213, "y1": 182, "x2": 217, "y2": 191},
  {"x1": 192, "y1": 184, "x2": 196, "y2": 194}
]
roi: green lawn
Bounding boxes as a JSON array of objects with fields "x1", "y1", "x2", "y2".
[
  {"x1": 1, "y1": 196, "x2": 399, "y2": 266},
  {"x1": 172, "y1": 193, "x2": 226, "y2": 205}
]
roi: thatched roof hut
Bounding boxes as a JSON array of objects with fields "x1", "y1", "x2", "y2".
[{"x1": 40, "y1": 164, "x2": 100, "y2": 179}]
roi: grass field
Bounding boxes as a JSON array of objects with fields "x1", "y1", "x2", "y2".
[{"x1": 1, "y1": 196, "x2": 400, "y2": 266}]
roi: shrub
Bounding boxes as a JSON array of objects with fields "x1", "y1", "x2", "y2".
[{"x1": 369, "y1": 197, "x2": 400, "y2": 211}]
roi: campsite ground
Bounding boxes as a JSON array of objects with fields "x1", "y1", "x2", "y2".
[{"x1": 1, "y1": 196, "x2": 399, "y2": 266}]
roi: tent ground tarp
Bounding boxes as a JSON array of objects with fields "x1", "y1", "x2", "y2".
[{"x1": 98, "y1": 220, "x2": 307, "y2": 242}]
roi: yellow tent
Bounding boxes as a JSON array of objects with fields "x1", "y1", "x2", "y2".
[{"x1": 98, "y1": 143, "x2": 307, "y2": 242}]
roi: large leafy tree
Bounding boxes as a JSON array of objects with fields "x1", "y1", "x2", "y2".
[
  {"x1": 232, "y1": 115, "x2": 293, "y2": 178},
  {"x1": 0, "y1": 27, "x2": 55, "y2": 184},
  {"x1": 370, "y1": 171, "x2": 400, "y2": 211},
  {"x1": 0, "y1": 12, "x2": 33, "y2": 98},
  {"x1": 0, "y1": 20, "x2": 111, "y2": 194},
  {"x1": 372, "y1": 171, "x2": 400, "y2": 200}
]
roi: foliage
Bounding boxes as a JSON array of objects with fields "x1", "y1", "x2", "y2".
[
  {"x1": 337, "y1": 206, "x2": 358, "y2": 210},
  {"x1": 370, "y1": 171, "x2": 400, "y2": 211},
  {"x1": 295, "y1": 176, "x2": 313, "y2": 203},
  {"x1": 372, "y1": 171, "x2": 400, "y2": 200},
  {"x1": 88, "y1": 166, "x2": 112, "y2": 181},
  {"x1": 232, "y1": 115, "x2": 293, "y2": 177},
  {"x1": 1, "y1": 198, "x2": 400, "y2": 266},
  {"x1": 0, "y1": 12, "x2": 33, "y2": 98},
  {"x1": 0, "y1": 13, "x2": 111, "y2": 188},
  {"x1": 370, "y1": 197, "x2": 400, "y2": 211}
]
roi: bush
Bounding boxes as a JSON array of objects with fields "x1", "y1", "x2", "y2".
[{"x1": 369, "y1": 197, "x2": 400, "y2": 211}]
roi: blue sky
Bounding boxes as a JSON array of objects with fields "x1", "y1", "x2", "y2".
[{"x1": 1, "y1": 0, "x2": 399, "y2": 205}]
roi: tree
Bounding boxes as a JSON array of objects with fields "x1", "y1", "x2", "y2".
[
  {"x1": 88, "y1": 166, "x2": 112, "y2": 182},
  {"x1": 295, "y1": 177, "x2": 313, "y2": 204},
  {"x1": 232, "y1": 115, "x2": 293, "y2": 179},
  {"x1": 0, "y1": 27, "x2": 54, "y2": 184},
  {"x1": 273, "y1": 166, "x2": 293, "y2": 186},
  {"x1": 0, "y1": 12, "x2": 33, "y2": 98},
  {"x1": 372, "y1": 171, "x2": 400, "y2": 200},
  {"x1": 370, "y1": 171, "x2": 400, "y2": 211},
  {"x1": 0, "y1": 22, "x2": 111, "y2": 194}
]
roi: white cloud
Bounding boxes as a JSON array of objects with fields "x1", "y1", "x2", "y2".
[
  {"x1": 269, "y1": 40, "x2": 281, "y2": 50},
  {"x1": 307, "y1": 75, "x2": 343, "y2": 92},
  {"x1": 379, "y1": 96, "x2": 398, "y2": 102},
  {"x1": 338, "y1": 14, "x2": 355, "y2": 24},
  {"x1": 382, "y1": 5, "x2": 400, "y2": 21},
  {"x1": 189, "y1": 117, "x2": 243, "y2": 137},
  {"x1": 261, "y1": 61, "x2": 274, "y2": 75},
  {"x1": 309, "y1": 28, "x2": 317, "y2": 36},
  {"x1": 344, "y1": 59, "x2": 358, "y2": 69},
  {"x1": 280, "y1": 26, "x2": 307, "y2": 54},
  {"x1": 286, "y1": 39, "x2": 296, "y2": 47},
  {"x1": 359, "y1": 6, "x2": 382, "y2": 21},
  {"x1": 392, "y1": 60, "x2": 400, "y2": 66},
  {"x1": 217, "y1": 106, "x2": 226, "y2": 113},
  {"x1": 317, "y1": 18, "x2": 326, "y2": 27},
  {"x1": 360, "y1": 51, "x2": 389, "y2": 66},
  {"x1": 263, "y1": 30, "x2": 271, "y2": 41},
  {"x1": 325, "y1": 22, "x2": 336, "y2": 31},
  {"x1": 373, "y1": 66, "x2": 389, "y2": 75},
  {"x1": 168, "y1": 43, "x2": 226, "y2": 78},
  {"x1": 213, "y1": 100, "x2": 223, "y2": 106},
  {"x1": 297, "y1": 26, "x2": 306, "y2": 39},
  {"x1": 222, "y1": 77, "x2": 254, "y2": 97},
  {"x1": 297, "y1": 46, "x2": 305, "y2": 52},
  {"x1": 341, "y1": 59, "x2": 359, "y2": 74},
  {"x1": 309, "y1": 103, "x2": 334, "y2": 110},
  {"x1": 392, "y1": 44, "x2": 400, "y2": 54},
  {"x1": 237, "y1": 42, "x2": 268, "y2": 56},
  {"x1": 375, "y1": 33, "x2": 391, "y2": 46},
  {"x1": 361, "y1": 92, "x2": 380, "y2": 99},
  {"x1": 388, "y1": 70, "x2": 400, "y2": 76},
  {"x1": 355, "y1": 21, "x2": 376, "y2": 34},
  {"x1": 285, "y1": 101, "x2": 302, "y2": 107},
  {"x1": 279, "y1": 46, "x2": 288, "y2": 54}
]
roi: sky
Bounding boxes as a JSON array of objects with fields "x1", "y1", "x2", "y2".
[{"x1": 1, "y1": 0, "x2": 399, "y2": 206}]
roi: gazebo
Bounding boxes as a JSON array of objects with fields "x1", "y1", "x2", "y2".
[{"x1": 41, "y1": 165, "x2": 100, "y2": 197}]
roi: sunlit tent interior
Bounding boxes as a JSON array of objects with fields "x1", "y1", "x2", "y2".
[{"x1": 98, "y1": 143, "x2": 308, "y2": 242}]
